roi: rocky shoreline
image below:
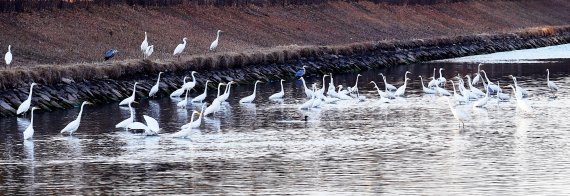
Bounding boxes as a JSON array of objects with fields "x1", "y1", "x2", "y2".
[{"x1": 1, "y1": 27, "x2": 570, "y2": 117}]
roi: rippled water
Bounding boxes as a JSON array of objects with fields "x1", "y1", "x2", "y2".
[{"x1": 2, "y1": 49, "x2": 570, "y2": 194}]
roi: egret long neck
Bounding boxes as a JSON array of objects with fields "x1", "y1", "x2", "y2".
[
  {"x1": 30, "y1": 109, "x2": 35, "y2": 126},
  {"x1": 547, "y1": 70, "x2": 550, "y2": 82},
  {"x1": 204, "y1": 82, "x2": 209, "y2": 94},
  {"x1": 301, "y1": 78, "x2": 308, "y2": 90},
  {"x1": 252, "y1": 82, "x2": 259, "y2": 96},
  {"x1": 77, "y1": 103, "x2": 87, "y2": 123},
  {"x1": 439, "y1": 69, "x2": 443, "y2": 78},
  {"x1": 217, "y1": 85, "x2": 223, "y2": 97},
  {"x1": 191, "y1": 72, "x2": 197, "y2": 83},
  {"x1": 27, "y1": 85, "x2": 34, "y2": 100},
  {"x1": 8, "y1": 45, "x2": 11, "y2": 52},
  {"x1": 280, "y1": 81, "x2": 284, "y2": 93},
  {"x1": 419, "y1": 77, "x2": 425, "y2": 88},
  {"x1": 156, "y1": 74, "x2": 162, "y2": 85},
  {"x1": 131, "y1": 83, "x2": 137, "y2": 97},
  {"x1": 216, "y1": 31, "x2": 220, "y2": 41}
]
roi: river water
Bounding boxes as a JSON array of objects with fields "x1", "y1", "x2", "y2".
[{"x1": 1, "y1": 45, "x2": 570, "y2": 195}]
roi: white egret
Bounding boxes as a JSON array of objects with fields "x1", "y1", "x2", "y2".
[
  {"x1": 496, "y1": 81, "x2": 510, "y2": 101},
  {"x1": 219, "y1": 81, "x2": 235, "y2": 102},
  {"x1": 16, "y1": 82, "x2": 38, "y2": 115},
  {"x1": 127, "y1": 115, "x2": 160, "y2": 136},
  {"x1": 466, "y1": 75, "x2": 485, "y2": 97},
  {"x1": 144, "y1": 45, "x2": 154, "y2": 59},
  {"x1": 115, "y1": 102, "x2": 135, "y2": 130},
  {"x1": 472, "y1": 88, "x2": 490, "y2": 108},
  {"x1": 327, "y1": 73, "x2": 336, "y2": 96},
  {"x1": 119, "y1": 82, "x2": 138, "y2": 106},
  {"x1": 5, "y1": 45, "x2": 12, "y2": 68},
  {"x1": 428, "y1": 68, "x2": 438, "y2": 88},
  {"x1": 182, "y1": 71, "x2": 198, "y2": 92},
  {"x1": 450, "y1": 80, "x2": 467, "y2": 104},
  {"x1": 170, "y1": 76, "x2": 189, "y2": 97},
  {"x1": 23, "y1": 107, "x2": 39, "y2": 140},
  {"x1": 240, "y1": 80, "x2": 262, "y2": 104},
  {"x1": 480, "y1": 70, "x2": 498, "y2": 94},
  {"x1": 334, "y1": 85, "x2": 353, "y2": 100},
  {"x1": 204, "y1": 83, "x2": 226, "y2": 116},
  {"x1": 394, "y1": 72, "x2": 411, "y2": 97},
  {"x1": 171, "y1": 111, "x2": 200, "y2": 139},
  {"x1": 182, "y1": 103, "x2": 207, "y2": 129},
  {"x1": 60, "y1": 101, "x2": 92, "y2": 135},
  {"x1": 192, "y1": 80, "x2": 210, "y2": 103},
  {"x1": 507, "y1": 84, "x2": 532, "y2": 113},
  {"x1": 310, "y1": 84, "x2": 323, "y2": 108},
  {"x1": 379, "y1": 73, "x2": 397, "y2": 91},
  {"x1": 437, "y1": 68, "x2": 446, "y2": 86},
  {"x1": 299, "y1": 77, "x2": 313, "y2": 98},
  {"x1": 173, "y1": 37, "x2": 188, "y2": 59},
  {"x1": 472, "y1": 63, "x2": 482, "y2": 85},
  {"x1": 510, "y1": 76, "x2": 529, "y2": 98},
  {"x1": 546, "y1": 69, "x2": 559, "y2": 93},
  {"x1": 209, "y1": 30, "x2": 223, "y2": 51},
  {"x1": 140, "y1": 32, "x2": 148, "y2": 56},
  {"x1": 177, "y1": 89, "x2": 190, "y2": 108},
  {"x1": 317, "y1": 75, "x2": 329, "y2": 97},
  {"x1": 269, "y1": 79, "x2": 285, "y2": 100},
  {"x1": 435, "y1": 86, "x2": 451, "y2": 96},
  {"x1": 149, "y1": 72, "x2": 163, "y2": 97},
  {"x1": 350, "y1": 74, "x2": 362, "y2": 95},
  {"x1": 419, "y1": 76, "x2": 435, "y2": 94},
  {"x1": 370, "y1": 81, "x2": 390, "y2": 103},
  {"x1": 443, "y1": 97, "x2": 469, "y2": 128}
]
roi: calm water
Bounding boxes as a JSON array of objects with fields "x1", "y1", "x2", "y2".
[{"x1": 2, "y1": 48, "x2": 570, "y2": 194}]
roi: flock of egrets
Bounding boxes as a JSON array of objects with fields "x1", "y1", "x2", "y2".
[
  {"x1": 3, "y1": 30, "x2": 224, "y2": 67},
  {"x1": 14, "y1": 62, "x2": 560, "y2": 140}
]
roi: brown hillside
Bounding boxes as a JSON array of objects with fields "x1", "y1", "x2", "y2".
[{"x1": 1, "y1": 0, "x2": 570, "y2": 65}]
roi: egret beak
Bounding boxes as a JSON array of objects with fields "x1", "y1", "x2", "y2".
[{"x1": 85, "y1": 101, "x2": 93, "y2": 105}]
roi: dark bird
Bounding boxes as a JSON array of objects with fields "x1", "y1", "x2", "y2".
[
  {"x1": 104, "y1": 49, "x2": 118, "y2": 61},
  {"x1": 295, "y1": 65, "x2": 307, "y2": 77}
]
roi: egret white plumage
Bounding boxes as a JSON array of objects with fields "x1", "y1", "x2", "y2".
[
  {"x1": 443, "y1": 97, "x2": 469, "y2": 128},
  {"x1": 119, "y1": 82, "x2": 138, "y2": 106},
  {"x1": 496, "y1": 81, "x2": 510, "y2": 102},
  {"x1": 127, "y1": 115, "x2": 160, "y2": 136},
  {"x1": 170, "y1": 76, "x2": 189, "y2": 97},
  {"x1": 240, "y1": 80, "x2": 263, "y2": 104},
  {"x1": 17, "y1": 82, "x2": 38, "y2": 115},
  {"x1": 218, "y1": 81, "x2": 235, "y2": 103},
  {"x1": 140, "y1": 31, "x2": 149, "y2": 57},
  {"x1": 310, "y1": 84, "x2": 323, "y2": 108},
  {"x1": 144, "y1": 45, "x2": 154, "y2": 59},
  {"x1": 394, "y1": 72, "x2": 411, "y2": 97},
  {"x1": 269, "y1": 79, "x2": 285, "y2": 100},
  {"x1": 209, "y1": 30, "x2": 223, "y2": 51},
  {"x1": 115, "y1": 102, "x2": 135, "y2": 130},
  {"x1": 171, "y1": 111, "x2": 200, "y2": 139},
  {"x1": 510, "y1": 76, "x2": 529, "y2": 98},
  {"x1": 149, "y1": 72, "x2": 163, "y2": 97},
  {"x1": 370, "y1": 81, "x2": 390, "y2": 103},
  {"x1": 350, "y1": 74, "x2": 362, "y2": 95},
  {"x1": 480, "y1": 70, "x2": 498, "y2": 94},
  {"x1": 104, "y1": 49, "x2": 118, "y2": 61},
  {"x1": 472, "y1": 63, "x2": 482, "y2": 85},
  {"x1": 60, "y1": 101, "x2": 92, "y2": 135},
  {"x1": 295, "y1": 66, "x2": 307, "y2": 77},
  {"x1": 465, "y1": 75, "x2": 485, "y2": 97},
  {"x1": 507, "y1": 84, "x2": 532, "y2": 113},
  {"x1": 182, "y1": 71, "x2": 198, "y2": 91},
  {"x1": 192, "y1": 80, "x2": 210, "y2": 103},
  {"x1": 173, "y1": 37, "x2": 188, "y2": 60},
  {"x1": 177, "y1": 89, "x2": 190, "y2": 108},
  {"x1": 450, "y1": 80, "x2": 467, "y2": 104},
  {"x1": 437, "y1": 68, "x2": 447, "y2": 87},
  {"x1": 5, "y1": 45, "x2": 12, "y2": 68},
  {"x1": 428, "y1": 68, "x2": 438, "y2": 88},
  {"x1": 379, "y1": 73, "x2": 397, "y2": 91},
  {"x1": 472, "y1": 87, "x2": 490, "y2": 108},
  {"x1": 23, "y1": 107, "x2": 39, "y2": 140},
  {"x1": 419, "y1": 75, "x2": 435, "y2": 94},
  {"x1": 182, "y1": 103, "x2": 207, "y2": 129},
  {"x1": 435, "y1": 86, "x2": 451, "y2": 96},
  {"x1": 204, "y1": 83, "x2": 226, "y2": 116},
  {"x1": 546, "y1": 69, "x2": 559, "y2": 93},
  {"x1": 299, "y1": 77, "x2": 313, "y2": 98}
]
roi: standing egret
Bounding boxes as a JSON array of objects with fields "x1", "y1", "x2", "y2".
[
  {"x1": 466, "y1": 75, "x2": 485, "y2": 97},
  {"x1": 509, "y1": 76, "x2": 529, "y2": 98},
  {"x1": 335, "y1": 85, "x2": 354, "y2": 100},
  {"x1": 435, "y1": 86, "x2": 451, "y2": 96},
  {"x1": 5, "y1": 45, "x2": 12, "y2": 68},
  {"x1": 472, "y1": 88, "x2": 490, "y2": 108},
  {"x1": 23, "y1": 107, "x2": 39, "y2": 140},
  {"x1": 350, "y1": 74, "x2": 362, "y2": 95},
  {"x1": 177, "y1": 89, "x2": 190, "y2": 108},
  {"x1": 379, "y1": 73, "x2": 397, "y2": 91},
  {"x1": 149, "y1": 72, "x2": 163, "y2": 97},
  {"x1": 472, "y1": 63, "x2": 483, "y2": 85},
  {"x1": 450, "y1": 80, "x2": 467, "y2": 104},
  {"x1": 119, "y1": 82, "x2": 138, "y2": 106},
  {"x1": 496, "y1": 81, "x2": 510, "y2": 101},
  {"x1": 219, "y1": 81, "x2": 235, "y2": 103},
  {"x1": 209, "y1": 30, "x2": 223, "y2": 51},
  {"x1": 192, "y1": 80, "x2": 210, "y2": 103},
  {"x1": 394, "y1": 72, "x2": 411, "y2": 97},
  {"x1": 443, "y1": 97, "x2": 469, "y2": 128},
  {"x1": 144, "y1": 45, "x2": 154, "y2": 59},
  {"x1": 299, "y1": 77, "x2": 313, "y2": 98},
  {"x1": 171, "y1": 111, "x2": 200, "y2": 139},
  {"x1": 115, "y1": 102, "x2": 135, "y2": 130},
  {"x1": 269, "y1": 79, "x2": 285, "y2": 100},
  {"x1": 546, "y1": 69, "x2": 559, "y2": 94},
  {"x1": 419, "y1": 76, "x2": 435, "y2": 94},
  {"x1": 104, "y1": 49, "x2": 118, "y2": 61},
  {"x1": 127, "y1": 115, "x2": 161, "y2": 136},
  {"x1": 240, "y1": 80, "x2": 263, "y2": 104},
  {"x1": 173, "y1": 37, "x2": 188, "y2": 60},
  {"x1": 428, "y1": 68, "x2": 438, "y2": 88},
  {"x1": 170, "y1": 76, "x2": 189, "y2": 97},
  {"x1": 204, "y1": 83, "x2": 226, "y2": 116},
  {"x1": 437, "y1": 68, "x2": 446, "y2": 87},
  {"x1": 295, "y1": 66, "x2": 307, "y2": 77},
  {"x1": 17, "y1": 83, "x2": 38, "y2": 115},
  {"x1": 140, "y1": 32, "x2": 149, "y2": 57},
  {"x1": 506, "y1": 84, "x2": 532, "y2": 113},
  {"x1": 370, "y1": 81, "x2": 390, "y2": 103},
  {"x1": 182, "y1": 103, "x2": 207, "y2": 129},
  {"x1": 60, "y1": 101, "x2": 92, "y2": 135},
  {"x1": 182, "y1": 71, "x2": 198, "y2": 91},
  {"x1": 480, "y1": 70, "x2": 498, "y2": 94}
]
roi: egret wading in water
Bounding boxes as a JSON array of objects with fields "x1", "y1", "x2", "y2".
[
  {"x1": 295, "y1": 66, "x2": 307, "y2": 78},
  {"x1": 17, "y1": 82, "x2": 38, "y2": 115},
  {"x1": 115, "y1": 102, "x2": 135, "y2": 130},
  {"x1": 127, "y1": 115, "x2": 161, "y2": 136},
  {"x1": 144, "y1": 45, "x2": 154, "y2": 59},
  {"x1": 104, "y1": 49, "x2": 118, "y2": 61},
  {"x1": 149, "y1": 72, "x2": 163, "y2": 97},
  {"x1": 192, "y1": 80, "x2": 210, "y2": 103},
  {"x1": 182, "y1": 103, "x2": 207, "y2": 129},
  {"x1": 204, "y1": 83, "x2": 226, "y2": 116},
  {"x1": 173, "y1": 37, "x2": 188, "y2": 60},
  {"x1": 394, "y1": 71, "x2": 411, "y2": 97},
  {"x1": 209, "y1": 30, "x2": 223, "y2": 52},
  {"x1": 506, "y1": 84, "x2": 532, "y2": 113},
  {"x1": 170, "y1": 76, "x2": 189, "y2": 97},
  {"x1": 299, "y1": 77, "x2": 313, "y2": 98},
  {"x1": 379, "y1": 73, "x2": 397, "y2": 91},
  {"x1": 240, "y1": 80, "x2": 263, "y2": 104},
  {"x1": 419, "y1": 76, "x2": 435, "y2": 94},
  {"x1": 60, "y1": 101, "x2": 92, "y2": 135},
  {"x1": 437, "y1": 68, "x2": 447, "y2": 87},
  {"x1": 171, "y1": 111, "x2": 200, "y2": 139},
  {"x1": 5, "y1": 45, "x2": 12, "y2": 68},
  {"x1": 443, "y1": 97, "x2": 469, "y2": 129},
  {"x1": 546, "y1": 69, "x2": 559, "y2": 95},
  {"x1": 269, "y1": 79, "x2": 285, "y2": 100},
  {"x1": 472, "y1": 63, "x2": 483, "y2": 85},
  {"x1": 177, "y1": 89, "x2": 190, "y2": 108},
  {"x1": 182, "y1": 71, "x2": 198, "y2": 92},
  {"x1": 119, "y1": 82, "x2": 138, "y2": 106},
  {"x1": 23, "y1": 107, "x2": 40, "y2": 140},
  {"x1": 140, "y1": 32, "x2": 149, "y2": 58},
  {"x1": 428, "y1": 68, "x2": 438, "y2": 88}
]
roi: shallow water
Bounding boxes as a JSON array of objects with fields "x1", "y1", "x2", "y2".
[{"x1": 2, "y1": 47, "x2": 570, "y2": 194}]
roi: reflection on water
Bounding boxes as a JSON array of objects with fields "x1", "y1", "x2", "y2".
[{"x1": 2, "y1": 56, "x2": 570, "y2": 194}]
